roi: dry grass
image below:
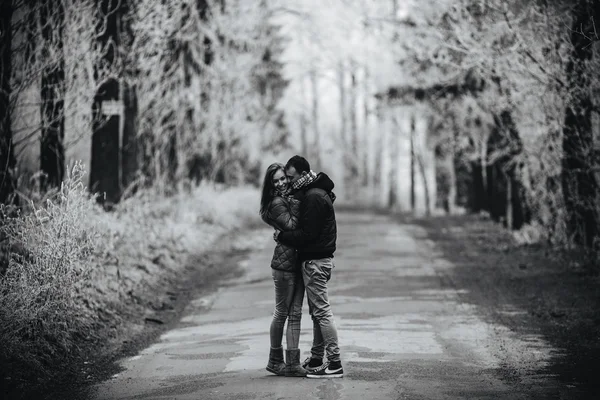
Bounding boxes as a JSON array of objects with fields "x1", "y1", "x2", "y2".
[{"x1": 0, "y1": 162, "x2": 260, "y2": 388}]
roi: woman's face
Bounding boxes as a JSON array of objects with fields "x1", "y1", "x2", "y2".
[{"x1": 272, "y1": 169, "x2": 289, "y2": 192}]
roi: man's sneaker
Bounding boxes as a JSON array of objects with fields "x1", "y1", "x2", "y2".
[
  {"x1": 306, "y1": 362, "x2": 344, "y2": 379},
  {"x1": 302, "y1": 357, "x2": 323, "y2": 373}
]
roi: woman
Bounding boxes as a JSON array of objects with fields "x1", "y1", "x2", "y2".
[{"x1": 259, "y1": 163, "x2": 307, "y2": 377}]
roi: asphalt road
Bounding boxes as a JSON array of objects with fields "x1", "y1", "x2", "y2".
[{"x1": 91, "y1": 211, "x2": 560, "y2": 400}]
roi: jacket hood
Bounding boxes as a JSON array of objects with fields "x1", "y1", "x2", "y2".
[{"x1": 306, "y1": 172, "x2": 335, "y2": 193}]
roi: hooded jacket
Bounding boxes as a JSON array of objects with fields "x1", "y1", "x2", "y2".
[
  {"x1": 263, "y1": 195, "x2": 301, "y2": 271},
  {"x1": 278, "y1": 172, "x2": 337, "y2": 262}
]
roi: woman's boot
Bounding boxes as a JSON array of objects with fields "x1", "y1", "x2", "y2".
[
  {"x1": 266, "y1": 346, "x2": 286, "y2": 375},
  {"x1": 285, "y1": 349, "x2": 308, "y2": 377}
]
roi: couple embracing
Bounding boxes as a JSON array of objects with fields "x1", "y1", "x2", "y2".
[{"x1": 259, "y1": 155, "x2": 344, "y2": 379}]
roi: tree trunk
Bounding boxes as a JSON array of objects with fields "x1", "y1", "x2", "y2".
[
  {"x1": 506, "y1": 172, "x2": 513, "y2": 229},
  {"x1": 480, "y1": 137, "x2": 488, "y2": 211},
  {"x1": 198, "y1": 0, "x2": 216, "y2": 170},
  {"x1": 349, "y1": 60, "x2": 358, "y2": 182},
  {"x1": 446, "y1": 137, "x2": 457, "y2": 214},
  {"x1": 362, "y1": 66, "x2": 370, "y2": 186},
  {"x1": 309, "y1": 68, "x2": 321, "y2": 167},
  {"x1": 379, "y1": 108, "x2": 390, "y2": 208},
  {"x1": 91, "y1": 0, "x2": 124, "y2": 204},
  {"x1": 300, "y1": 114, "x2": 308, "y2": 156},
  {"x1": 470, "y1": 161, "x2": 485, "y2": 212},
  {"x1": 447, "y1": 155, "x2": 457, "y2": 214},
  {"x1": 0, "y1": 1, "x2": 15, "y2": 204},
  {"x1": 373, "y1": 107, "x2": 383, "y2": 203},
  {"x1": 119, "y1": 0, "x2": 140, "y2": 193},
  {"x1": 562, "y1": 0, "x2": 599, "y2": 247},
  {"x1": 388, "y1": 114, "x2": 398, "y2": 210},
  {"x1": 338, "y1": 60, "x2": 348, "y2": 189},
  {"x1": 91, "y1": 79, "x2": 121, "y2": 204},
  {"x1": 338, "y1": 61, "x2": 347, "y2": 147},
  {"x1": 40, "y1": 1, "x2": 65, "y2": 190},
  {"x1": 417, "y1": 152, "x2": 431, "y2": 216},
  {"x1": 410, "y1": 115, "x2": 416, "y2": 211},
  {"x1": 299, "y1": 75, "x2": 308, "y2": 156},
  {"x1": 121, "y1": 82, "x2": 138, "y2": 192}
]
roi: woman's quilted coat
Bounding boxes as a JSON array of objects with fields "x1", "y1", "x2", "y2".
[{"x1": 264, "y1": 195, "x2": 300, "y2": 271}]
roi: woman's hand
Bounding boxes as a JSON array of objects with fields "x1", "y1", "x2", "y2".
[{"x1": 273, "y1": 229, "x2": 281, "y2": 242}]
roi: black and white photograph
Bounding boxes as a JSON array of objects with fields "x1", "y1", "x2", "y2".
[{"x1": 1, "y1": 0, "x2": 599, "y2": 399}]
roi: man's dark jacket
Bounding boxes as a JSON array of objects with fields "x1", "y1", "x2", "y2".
[{"x1": 277, "y1": 172, "x2": 337, "y2": 262}]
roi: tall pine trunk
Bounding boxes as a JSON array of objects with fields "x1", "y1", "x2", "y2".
[
  {"x1": 0, "y1": 0, "x2": 15, "y2": 204},
  {"x1": 417, "y1": 152, "x2": 431, "y2": 216},
  {"x1": 379, "y1": 107, "x2": 390, "y2": 208},
  {"x1": 338, "y1": 61, "x2": 347, "y2": 186},
  {"x1": 362, "y1": 66, "x2": 370, "y2": 186},
  {"x1": 120, "y1": 1, "x2": 139, "y2": 192},
  {"x1": 349, "y1": 60, "x2": 358, "y2": 184},
  {"x1": 310, "y1": 68, "x2": 321, "y2": 166},
  {"x1": 299, "y1": 75, "x2": 308, "y2": 156},
  {"x1": 198, "y1": 0, "x2": 216, "y2": 172},
  {"x1": 388, "y1": 113, "x2": 398, "y2": 209},
  {"x1": 338, "y1": 61, "x2": 347, "y2": 148},
  {"x1": 445, "y1": 117, "x2": 458, "y2": 214},
  {"x1": 562, "y1": 0, "x2": 599, "y2": 246},
  {"x1": 91, "y1": 0, "x2": 123, "y2": 204},
  {"x1": 410, "y1": 115, "x2": 416, "y2": 211},
  {"x1": 40, "y1": 1, "x2": 65, "y2": 189}
]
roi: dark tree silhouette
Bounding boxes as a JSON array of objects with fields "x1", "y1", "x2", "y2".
[
  {"x1": 120, "y1": 2, "x2": 139, "y2": 192},
  {"x1": 91, "y1": 0, "x2": 126, "y2": 204},
  {"x1": 40, "y1": 1, "x2": 66, "y2": 190},
  {"x1": 485, "y1": 110, "x2": 529, "y2": 229},
  {"x1": 562, "y1": 0, "x2": 599, "y2": 246},
  {"x1": 0, "y1": 0, "x2": 16, "y2": 204},
  {"x1": 91, "y1": 0, "x2": 137, "y2": 204}
]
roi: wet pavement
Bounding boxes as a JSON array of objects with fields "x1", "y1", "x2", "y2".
[{"x1": 91, "y1": 211, "x2": 560, "y2": 399}]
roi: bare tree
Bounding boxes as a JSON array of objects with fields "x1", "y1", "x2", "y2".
[
  {"x1": 129, "y1": 0, "x2": 285, "y2": 188},
  {"x1": 3, "y1": 0, "x2": 105, "y2": 202}
]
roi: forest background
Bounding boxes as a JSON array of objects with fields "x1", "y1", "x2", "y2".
[{"x1": 0, "y1": 0, "x2": 598, "y2": 395}]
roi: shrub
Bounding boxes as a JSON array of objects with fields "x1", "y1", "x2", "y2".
[
  {"x1": 0, "y1": 162, "x2": 105, "y2": 380},
  {"x1": 0, "y1": 162, "x2": 261, "y2": 386}
]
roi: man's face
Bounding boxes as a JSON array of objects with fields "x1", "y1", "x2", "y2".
[{"x1": 285, "y1": 166, "x2": 302, "y2": 185}]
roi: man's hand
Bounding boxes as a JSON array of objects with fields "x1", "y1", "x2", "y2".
[{"x1": 273, "y1": 229, "x2": 281, "y2": 242}]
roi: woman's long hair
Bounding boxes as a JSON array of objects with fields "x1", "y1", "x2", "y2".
[{"x1": 260, "y1": 162, "x2": 285, "y2": 220}]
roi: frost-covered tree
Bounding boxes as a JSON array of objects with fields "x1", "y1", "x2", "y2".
[{"x1": 130, "y1": 0, "x2": 289, "y2": 188}]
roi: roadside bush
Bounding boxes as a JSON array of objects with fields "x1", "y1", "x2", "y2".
[
  {"x1": 106, "y1": 181, "x2": 260, "y2": 257},
  {"x1": 0, "y1": 163, "x2": 260, "y2": 387},
  {"x1": 0, "y1": 163, "x2": 105, "y2": 381}
]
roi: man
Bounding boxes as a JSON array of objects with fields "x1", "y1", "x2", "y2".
[{"x1": 275, "y1": 155, "x2": 344, "y2": 379}]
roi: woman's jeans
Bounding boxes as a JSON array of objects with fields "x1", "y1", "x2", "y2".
[
  {"x1": 270, "y1": 269, "x2": 304, "y2": 350},
  {"x1": 302, "y1": 257, "x2": 341, "y2": 363}
]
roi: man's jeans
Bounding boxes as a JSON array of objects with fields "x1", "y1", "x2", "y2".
[
  {"x1": 302, "y1": 257, "x2": 341, "y2": 363},
  {"x1": 270, "y1": 269, "x2": 304, "y2": 350}
]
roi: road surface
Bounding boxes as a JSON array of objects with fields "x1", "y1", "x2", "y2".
[{"x1": 91, "y1": 211, "x2": 560, "y2": 400}]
